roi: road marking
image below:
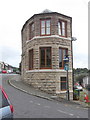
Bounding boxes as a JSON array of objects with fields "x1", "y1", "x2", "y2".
[
  {"x1": 69, "y1": 113, "x2": 74, "y2": 116},
  {"x1": 57, "y1": 109, "x2": 74, "y2": 116},
  {"x1": 57, "y1": 110, "x2": 67, "y2": 114}
]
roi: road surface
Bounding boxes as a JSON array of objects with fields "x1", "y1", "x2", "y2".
[{"x1": 1, "y1": 74, "x2": 89, "y2": 118}]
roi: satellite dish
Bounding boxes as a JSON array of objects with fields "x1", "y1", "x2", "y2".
[
  {"x1": 42, "y1": 9, "x2": 52, "y2": 13},
  {"x1": 71, "y1": 37, "x2": 77, "y2": 41}
]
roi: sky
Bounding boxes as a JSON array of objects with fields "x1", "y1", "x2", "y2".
[{"x1": 0, "y1": 0, "x2": 89, "y2": 68}]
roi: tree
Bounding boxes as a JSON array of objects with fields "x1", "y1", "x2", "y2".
[
  {"x1": 19, "y1": 62, "x2": 21, "y2": 72},
  {"x1": 76, "y1": 74, "x2": 86, "y2": 85}
]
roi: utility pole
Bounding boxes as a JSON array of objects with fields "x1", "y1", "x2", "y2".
[
  {"x1": 71, "y1": 37, "x2": 77, "y2": 100},
  {"x1": 66, "y1": 69, "x2": 69, "y2": 101}
]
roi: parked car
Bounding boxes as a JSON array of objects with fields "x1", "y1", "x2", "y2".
[
  {"x1": 74, "y1": 85, "x2": 83, "y2": 91},
  {"x1": 0, "y1": 86, "x2": 14, "y2": 119},
  {"x1": 2, "y1": 70, "x2": 7, "y2": 74},
  {"x1": 15, "y1": 70, "x2": 20, "y2": 74},
  {"x1": 7, "y1": 70, "x2": 12, "y2": 74}
]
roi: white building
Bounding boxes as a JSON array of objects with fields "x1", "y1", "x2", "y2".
[
  {"x1": 83, "y1": 76, "x2": 89, "y2": 87},
  {"x1": 0, "y1": 62, "x2": 14, "y2": 73}
]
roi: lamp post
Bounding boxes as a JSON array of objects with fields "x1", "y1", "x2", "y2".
[
  {"x1": 63, "y1": 55, "x2": 69, "y2": 100},
  {"x1": 71, "y1": 37, "x2": 77, "y2": 100},
  {"x1": 67, "y1": 68, "x2": 69, "y2": 101}
]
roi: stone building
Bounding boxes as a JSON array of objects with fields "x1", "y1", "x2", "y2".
[{"x1": 21, "y1": 10, "x2": 73, "y2": 99}]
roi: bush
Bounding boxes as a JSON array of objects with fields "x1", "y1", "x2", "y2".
[
  {"x1": 75, "y1": 74, "x2": 86, "y2": 85},
  {"x1": 73, "y1": 89, "x2": 80, "y2": 100},
  {"x1": 86, "y1": 84, "x2": 90, "y2": 91}
]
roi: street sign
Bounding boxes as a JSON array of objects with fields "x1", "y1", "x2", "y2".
[
  {"x1": 63, "y1": 57, "x2": 69, "y2": 62},
  {"x1": 64, "y1": 64, "x2": 69, "y2": 71}
]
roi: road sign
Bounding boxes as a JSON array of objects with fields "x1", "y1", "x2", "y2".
[
  {"x1": 64, "y1": 64, "x2": 69, "y2": 71},
  {"x1": 63, "y1": 57, "x2": 69, "y2": 62}
]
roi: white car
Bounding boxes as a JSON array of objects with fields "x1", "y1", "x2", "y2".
[
  {"x1": 0, "y1": 86, "x2": 14, "y2": 119},
  {"x1": 74, "y1": 85, "x2": 83, "y2": 91}
]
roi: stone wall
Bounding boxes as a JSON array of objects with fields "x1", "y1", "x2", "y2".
[{"x1": 23, "y1": 70, "x2": 73, "y2": 94}]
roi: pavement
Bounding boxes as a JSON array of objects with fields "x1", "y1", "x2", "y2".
[{"x1": 8, "y1": 75, "x2": 89, "y2": 108}]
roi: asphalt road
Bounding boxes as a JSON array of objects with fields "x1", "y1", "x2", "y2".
[{"x1": 1, "y1": 74, "x2": 89, "y2": 118}]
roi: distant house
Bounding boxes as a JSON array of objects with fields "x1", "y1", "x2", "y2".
[
  {"x1": 83, "y1": 76, "x2": 89, "y2": 87},
  {"x1": 0, "y1": 62, "x2": 5, "y2": 72},
  {"x1": 0, "y1": 62, "x2": 14, "y2": 73}
]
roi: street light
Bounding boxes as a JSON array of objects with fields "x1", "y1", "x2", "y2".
[
  {"x1": 63, "y1": 55, "x2": 69, "y2": 100},
  {"x1": 72, "y1": 37, "x2": 77, "y2": 41},
  {"x1": 63, "y1": 37, "x2": 77, "y2": 101},
  {"x1": 71, "y1": 37, "x2": 77, "y2": 100}
]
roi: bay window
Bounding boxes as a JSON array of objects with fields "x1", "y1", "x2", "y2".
[
  {"x1": 59, "y1": 48, "x2": 68, "y2": 69},
  {"x1": 40, "y1": 47, "x2": 51, "y2": 68},
  {"x1": 58, "y1": 20, "x2": 67, "y2": 37},
  {"x1": 29, "y1": 23, "x2": 34, "y2": 39},
  {"x1": 41, "y1": 19, "x2": 51, "y2": 35},
  {"x1": 29, "y1": 49, "x2": 33, "y2": 70}
]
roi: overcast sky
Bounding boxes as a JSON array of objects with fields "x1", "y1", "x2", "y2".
[{"x1": 0, "y1": 0, "x2": 89, "y2": 68}]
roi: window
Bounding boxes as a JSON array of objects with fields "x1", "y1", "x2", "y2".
[
  {"x1": 0, "y1": 90, "x2": 9, "y2": 108},
  {"x1": 29, "y1": 23, "x2": 34, "y2": 39},
  {"x1": 0, "y1": 90, "x2": 2, "y2": 108},
  {"x1": 41, "y1": 19, "x2": 51, "y2": 35},
  {"x1": 58, "y1": 20, "x2": 67, "y2": 37},
  {"x1": 59, "y1": 48, "x2": 68, "y2": 69},
  {"x1": 29, "y1": 49, "x2": 33, "y2": 70},
  {"x1": 61, "y1": 77, "x2": 67, "y2": 90},
  {"x1": 40, "y1": 47, "x2": 51, "y2": 68}
]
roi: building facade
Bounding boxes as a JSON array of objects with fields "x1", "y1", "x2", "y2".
[{"x1": 21, "y1": 10, "x2": 73, "y2": 99}]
